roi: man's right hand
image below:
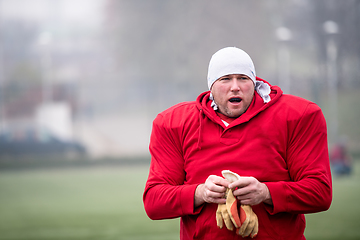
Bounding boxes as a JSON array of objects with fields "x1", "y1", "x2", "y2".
[{"x1": 194, "y1": 175, "x2": 230, "y2": 207}]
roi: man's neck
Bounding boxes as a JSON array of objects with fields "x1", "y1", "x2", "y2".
[{"x1": 216, "y1": 112, "x2": 238, "y2": 125}]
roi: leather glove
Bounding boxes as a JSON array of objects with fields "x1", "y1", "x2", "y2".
[
  {"x1": 216, "y1": 201, "x2": 234, "y2": 230},
  {"x1": 236, "y1": 204, "x2": 259, "y2": 238},
  {"x1": 216, "y1": 187, "x2": 259, "y2": 238},
  {"x1": 222, "y1": 170, "x2": 259, "y2": 238},
  {"x1": 225, "y1": 188, "x2": 242, "y2": 229},
  {"x1": 216, "y1": 188, "x2": 241, "y2": 231}
]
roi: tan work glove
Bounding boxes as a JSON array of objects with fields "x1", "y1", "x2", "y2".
[
  {"x1": 220, "y1": 170, "x2": 259, "y2": 238},
  {"x1": 216, "y1": 187, "x2": 258, "y2": 238},
  {"x1": 236, "y1": 204, "x2": 259, "y2": 238},
  {"x1": 216, "y1": 188, "x2": 241, "y2": 231},
  {"x1": 216, "y1": 201, "x2": 234, "y2": 230}
]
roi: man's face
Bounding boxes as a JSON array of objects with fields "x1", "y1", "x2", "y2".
[{"x1": 211, "y1": 74, "x2": 255, "y2": 118}]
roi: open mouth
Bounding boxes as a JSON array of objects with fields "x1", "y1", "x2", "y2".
[{"x1": 229, "y1": 97, "x2": 242, "y2": 103}]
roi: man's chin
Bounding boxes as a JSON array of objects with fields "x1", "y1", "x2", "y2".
[{"x1": 224, "y1": 110, "x2": 243, "y2": 118}]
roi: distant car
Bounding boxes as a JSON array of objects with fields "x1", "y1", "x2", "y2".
[{"x1": 0, "y1": 127, "x2": 86, "y2": 158}]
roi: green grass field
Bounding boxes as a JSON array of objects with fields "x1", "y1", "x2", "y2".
[{"x1": 0, "y1": 161, "x2": 360, "y2": 240}]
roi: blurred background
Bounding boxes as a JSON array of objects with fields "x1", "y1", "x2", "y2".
[
  {"x1": 0, "y1": 0, "x2": 359, "y2": 161},
  {"x1": 0, "y1": 0, "x2": 360, "y2": 239}
]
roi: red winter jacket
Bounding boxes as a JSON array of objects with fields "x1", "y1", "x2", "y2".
[{"x1": 143, "y1": 78, "x2": 332, "y2": 240}]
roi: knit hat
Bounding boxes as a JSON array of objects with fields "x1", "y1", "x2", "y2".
[
  {"x1": 207, "y1": 47, "x2": 271, "y2": 105},
  {"x1": 207, "y1": 47, "x2": 256, "y2": 89}
]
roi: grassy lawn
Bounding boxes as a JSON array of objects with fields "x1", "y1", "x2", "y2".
[
  {"x1": 304, "y1": 160, "x2": 360, "y2": 240},
  {"x1": 0, "y1": 166, "x2": 179, "y2": 240},
  {"x1": 0, "y1": 161, "x2": 359, "y2": 240}
]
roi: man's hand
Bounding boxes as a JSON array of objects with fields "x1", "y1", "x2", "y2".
[
  {"x1": 229, "y1": 176, "x2": 273, "y2": 206},
  {"x1": 195, "y1": 175, "x2": 229, "y2": 207}
]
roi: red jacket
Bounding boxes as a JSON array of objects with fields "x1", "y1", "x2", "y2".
[{"x1": 143, "y1": 78, "x2": 332, "y2": 240}]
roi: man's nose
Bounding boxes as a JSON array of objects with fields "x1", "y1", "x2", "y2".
[{"x1": 230, "y1": 78, "x2": 240, "y2": 91}]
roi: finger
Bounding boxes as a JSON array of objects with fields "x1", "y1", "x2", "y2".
[
  {"x1": 250, "y1": 213, "x2": 259, "y2": 238},
  {"x1": 216, "y1": 205, "x2": 224, "y2": 229},
  {"x1": 211, "y1": 176, "x2": 231, "y2": 188},
  {"x1": 211, "y1": 197, "x2": 226, "y2": 204},
  {"x1": 233, "y1": 187, "x2": 252, "y2": 197},
  {"x1": 228, "y1": 176, "x2": 256, "y2": 189},
  {"x1": 234, "y1": 185, "x2": 268, "y2": 206},
  {"x1": 235, "y1": 193, "x2": 253, "y2": 205},
  {"x1": 242, "y1": 210, "x2": 256, "y2": 237},
  {"x1": 222, "y1": 209, "x2": 234, "y2": 231},
  {"x1": 207, "y1": 184, "x2": 227, "y2": 194},
  {"x1": 206, "y1": 176, "x2": 229, "y2": 192},
  {"x1": 237, "y1": 205, "x2": 250, "y2": 236},
  {"x1": 205, "y1": 189, "x2": 226, "y2": 199},
  {"x1": 238, "y1": 198, "x2": 253, "y2": 206},
  {"x1": 203, "y1": 186, "x2": 226, "y2": 204},
  {"x1": 238, "y1": 218, "x2": 249, "y2": 236}
]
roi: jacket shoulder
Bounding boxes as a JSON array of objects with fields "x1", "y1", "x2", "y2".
[
  {"x1": 272, "y1": 95, "x2": 325, "y2": 127},
  {"x1": 277, "y1": 94, "x2": 322, "y2": 113},
  {"x1": 154, "y1": 101, "x2": 198, "y2": 127}
]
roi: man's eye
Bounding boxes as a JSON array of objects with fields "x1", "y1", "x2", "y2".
[{"x1": 220, "y1": 78, "x2": 230, "y2": 81}]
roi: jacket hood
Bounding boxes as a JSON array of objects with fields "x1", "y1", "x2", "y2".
[{"x1": 196, "y1": 77, "x2": 283, "y2": 128}]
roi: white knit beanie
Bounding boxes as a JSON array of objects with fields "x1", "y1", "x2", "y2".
[
  {"x1": 207, "y1": 47, "x2": 256, "y2": 89},
  {"x1": 207, "y1": 47, "x2": 271, "y2": 104}
]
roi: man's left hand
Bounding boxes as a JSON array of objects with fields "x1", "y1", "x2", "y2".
[{"x1": 228, "y1": 177, "x2": 273, "y2": 206}]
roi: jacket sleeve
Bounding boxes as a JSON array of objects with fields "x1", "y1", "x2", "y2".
[
  {"x1": 265, "y1": 103, "x2": 332, "y2": 215},
  {"x1": 143, "y1": 114, "x2": 201, "y2": 220}
]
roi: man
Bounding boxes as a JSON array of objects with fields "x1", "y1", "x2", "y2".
[{"x1": 143, "y1": 47, "x2": 332, "y2": 239}]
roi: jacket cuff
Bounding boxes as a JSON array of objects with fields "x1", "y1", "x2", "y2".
[
  {"x1": 264, "y1": 182, "x2": 287, "y2": 215},
  {"x1": 181, "y1": 184, "x2": 203, "y2": 215}
]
